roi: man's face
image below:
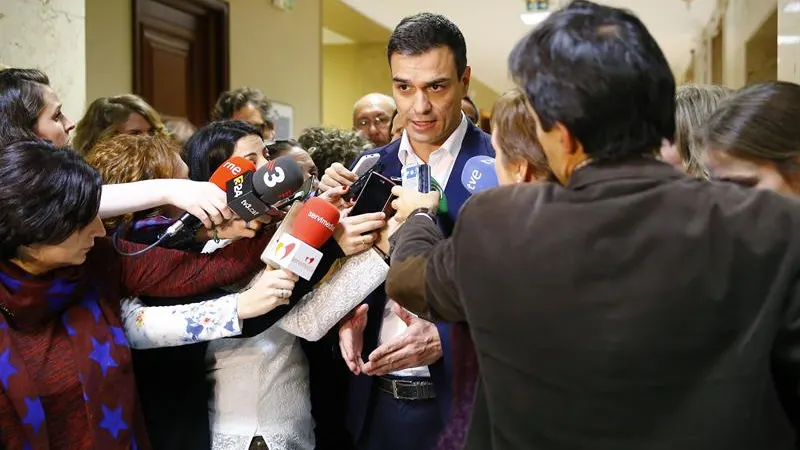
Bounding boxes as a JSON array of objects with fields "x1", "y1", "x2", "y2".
[
  {"x1": 391, "y1": 47, "x2": 470, "y2": 147},
  {"x1": 526, "y1": 101, "x2": 584, "y2": 185},
  {"x1": 353, "y1": 103, "x2": 393, "y2": 147}
]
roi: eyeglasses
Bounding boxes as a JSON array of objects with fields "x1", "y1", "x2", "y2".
[{"x1": 355, "y1": 116, "x2": 391, "y2": 130}]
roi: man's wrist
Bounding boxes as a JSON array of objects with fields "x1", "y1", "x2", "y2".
[{"x1": 409, "y1": 207, "x2": 437, "y2": 220}]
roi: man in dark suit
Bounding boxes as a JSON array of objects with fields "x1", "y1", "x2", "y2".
[
  {"x1": 317, "y1": 13, "x2": 494, "y2": 450},
  {"x1": 385, "y1": 1, "x2": 800, "y2": 449}
]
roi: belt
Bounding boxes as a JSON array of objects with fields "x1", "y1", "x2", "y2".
[
  {"x1": 249, "y1": 436, "x2": 268, "y2": 449},
  {"x1": 377, "y1": 377, "x2": 436, "y2": 401}
]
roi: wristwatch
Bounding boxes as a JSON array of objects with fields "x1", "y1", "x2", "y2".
[{"x1": 409, "y1": 207, "x2": 437, "y2": 222}]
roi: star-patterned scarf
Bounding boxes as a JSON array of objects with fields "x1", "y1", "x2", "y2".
[{"x1": 0, "y1": 259, "x2": 149, "y2": 449}]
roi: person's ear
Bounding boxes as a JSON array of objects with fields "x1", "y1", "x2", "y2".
[{"x1": 461, "y1": 66, "x2": 472, "y2": 93}]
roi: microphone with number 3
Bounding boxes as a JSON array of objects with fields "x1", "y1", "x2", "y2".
[
  {"x1": 262, "y1": 197, "x2": 341, "y2": 280},
  {"x1": 226, "y1": 155, "x2": 305, "y2": 221}
]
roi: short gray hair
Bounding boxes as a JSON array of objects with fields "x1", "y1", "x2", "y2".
[{"x1": 675, "y1": 84, "x2": 732, "y2": 177}]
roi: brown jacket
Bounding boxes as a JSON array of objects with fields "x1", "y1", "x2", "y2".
[{"x1": 387, "y1": 158, "x2": 800, "y2": 450}]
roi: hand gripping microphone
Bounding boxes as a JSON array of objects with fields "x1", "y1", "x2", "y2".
[
  {"x1": 460, "y1": 155, "x2": 499, "y2": 194},
  {"x1": 163, "y1": 156, "x2": 257, "y2": 238},
  {"x1": 226, "y1": 155, "x2": 305, "y2": 221},
  {"x1": 262, "y1": 197, "x2": 341, "y2": 280}
]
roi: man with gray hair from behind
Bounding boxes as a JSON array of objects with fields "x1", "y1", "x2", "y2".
[{"x1": 352, "y1": 93, "x2": 396, "y2": 147}]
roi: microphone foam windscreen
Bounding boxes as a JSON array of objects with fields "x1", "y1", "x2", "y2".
[
  {"x1": 253, "y1": 156, "x2": 305, "y2": 205},
  {"x1": 290, "y1": 197, "x2": 341, "y2": 248},
  {"x1": 209, "y1": 156, "x2": 257, "y2": 191},
  {"x1": 461, "y1": 155, "x2": 499, "y2": 194}
]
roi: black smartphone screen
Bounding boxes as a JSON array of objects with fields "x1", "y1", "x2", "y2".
[{"x1": 350, "y1": 172, "x2": 395, "y2": 217}]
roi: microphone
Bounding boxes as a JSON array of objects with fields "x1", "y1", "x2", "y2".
[
  {"x1": 226, "y1": 156, "x2": 305, "y2": 221},
  {"x1": 401, "y1": 164, "x2": 433, "y2": 193},
  {"x1": 460, "y1": 155, "x2": 499, "y2": 194},
  {"x1": 262, "y1": 197, "x2": 340, "y2": 280},
  {"x1": 163, "y1": 157, "x2": 257, "y2": 237}
]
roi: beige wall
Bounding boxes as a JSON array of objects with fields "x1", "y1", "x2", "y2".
[
  {"x1": 322, "y1": 43, "x2": 391, "y2": 129},
  {"x1": 85, "y1": 0, "x2": 132, "y2": 102},
  {"x1": 779, "y1": 0, "x2": 800, "y2": 82},
  {"x1": 723, "y1": 0, "x2": 777, "y2": 87},
  {"x1": 85, "y1": 0, "x2": 322, "y2": 136},
  {"x1": 322, "y1": 42, "x2": 499, "y2": 129},
  {"x1": 689, "y1": 0, "x2": 777, "y2": 88},
  {"x1": 230, "y1": 0, "x2": 322, "y2": 137}
]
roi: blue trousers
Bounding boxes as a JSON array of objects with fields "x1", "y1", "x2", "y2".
[{"x1": 357, "y1": 388, "x2": 444, "y2": 450}]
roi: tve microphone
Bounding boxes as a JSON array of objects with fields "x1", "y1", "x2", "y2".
[
  {"x1": 226, "y1": 156, "x2": 305, "y2": 221},
  {"x1": 262, "y1": 197, "x2": 340, "y2": 280},
  {"x1": 163, "y1": 156, "x2": 257, "y2": 237},
  {"x1": 460, "y1": 155, "x2": 499, "y2": 194}
]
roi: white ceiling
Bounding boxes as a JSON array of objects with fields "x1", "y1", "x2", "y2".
[{"x1": 339, "y1": 0, "x2": 718, "y2": 93}]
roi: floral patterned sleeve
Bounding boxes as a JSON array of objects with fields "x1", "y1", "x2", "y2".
[{"x1": 120, "y1": 295, "x2": 242, "y2": 349}]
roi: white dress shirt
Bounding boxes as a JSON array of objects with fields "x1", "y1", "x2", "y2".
[{"x1": 379, "y1": 113, "x2": 469, "y2": 378}]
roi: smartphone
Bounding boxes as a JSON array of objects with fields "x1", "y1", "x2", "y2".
[
  {"x1": 351, "y1": 154, "x2": 381, "y2": 177},
  {"x1": 349, "y1": 171, "x2": 396, "y2": 217}
]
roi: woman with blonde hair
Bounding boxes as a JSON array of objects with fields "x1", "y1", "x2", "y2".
[
  {"x1": 73, "y1": 94, "x2": 167, "y2": 155},
  {"x1": 662, "y1": 84, "x2": 731, "y2": 177}
]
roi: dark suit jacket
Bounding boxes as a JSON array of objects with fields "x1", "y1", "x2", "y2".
[
  {"x1": 346, "y1": 121, "x2": 494, "y2": 443},
  {"x1": 388, "y1": 158, "x2": 800, "y2": 450}
]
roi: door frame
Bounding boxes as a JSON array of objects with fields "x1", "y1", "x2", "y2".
[{"x1": 132, "y1": 0, "x2": 229, "y2": 124}]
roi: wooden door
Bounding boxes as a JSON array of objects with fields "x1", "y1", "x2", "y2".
[{"x1": 133, "y1": 0, "x2": 229, "y2": 127}]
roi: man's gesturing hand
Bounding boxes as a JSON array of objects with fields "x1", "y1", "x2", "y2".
[
  {"x1": 339, "y1": 304, "x2": 369, "y2": 375},
  {"x1": 362, "y1": 301, "x2": 442, "y2": 376}
]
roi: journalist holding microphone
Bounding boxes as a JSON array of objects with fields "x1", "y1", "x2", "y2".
[
  {"x1": 0, "y1": 140, "x2": 278, "y2": 449},
  {"x1": 0, "y1": 67, "x2": 232, "y2": 231},
  {"x1": 387, "y1": 2, "x2": 800, "y2": 449}
]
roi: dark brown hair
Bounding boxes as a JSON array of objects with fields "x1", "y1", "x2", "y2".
[
  {"x1": 0, "y1": 140, "x2": 102, "y2": 259},
  {"x1": 490, "y1": 89, "x2": 552, "y2": 179},
  {"x1": 211, "y1": 87, "x2": 274, "y2": 133},
  {"x1": 0, "y1": 68, "x2": 51, "y2": 146},
  {"x1": 700, "y1": 81, "x2": 800, "y2": 174}
]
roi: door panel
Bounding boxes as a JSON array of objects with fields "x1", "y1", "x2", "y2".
[{"x1": 133, "y1": 0, "x2": 228, "y2": 127}]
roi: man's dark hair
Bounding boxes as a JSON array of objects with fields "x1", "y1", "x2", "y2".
[
  {"x1": 508, "y1": 0, "x2": 675, "y2": 161},
  {"x1": 211, "y1": 87, "x2": 274, "y2": 129},
  {"x1": 265, "y1": 139, "x2": 300, "y2": 158},
  {"x1": 183, "y1": 120, "x2": 261, "y2": 182},
  {"x1": 0, "y1": 68, "x2": 52, "y2": 147},
  {"x1": 387, "y1": 13, "x2": 468, "y2": 77},
  {"x1": 0, "y1": 140, "x2": 102, "y2": 260}
]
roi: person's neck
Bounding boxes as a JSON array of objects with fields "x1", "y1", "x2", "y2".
[{"x1": 9, "y1": 258, "x2": 52, "y2": 276}]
